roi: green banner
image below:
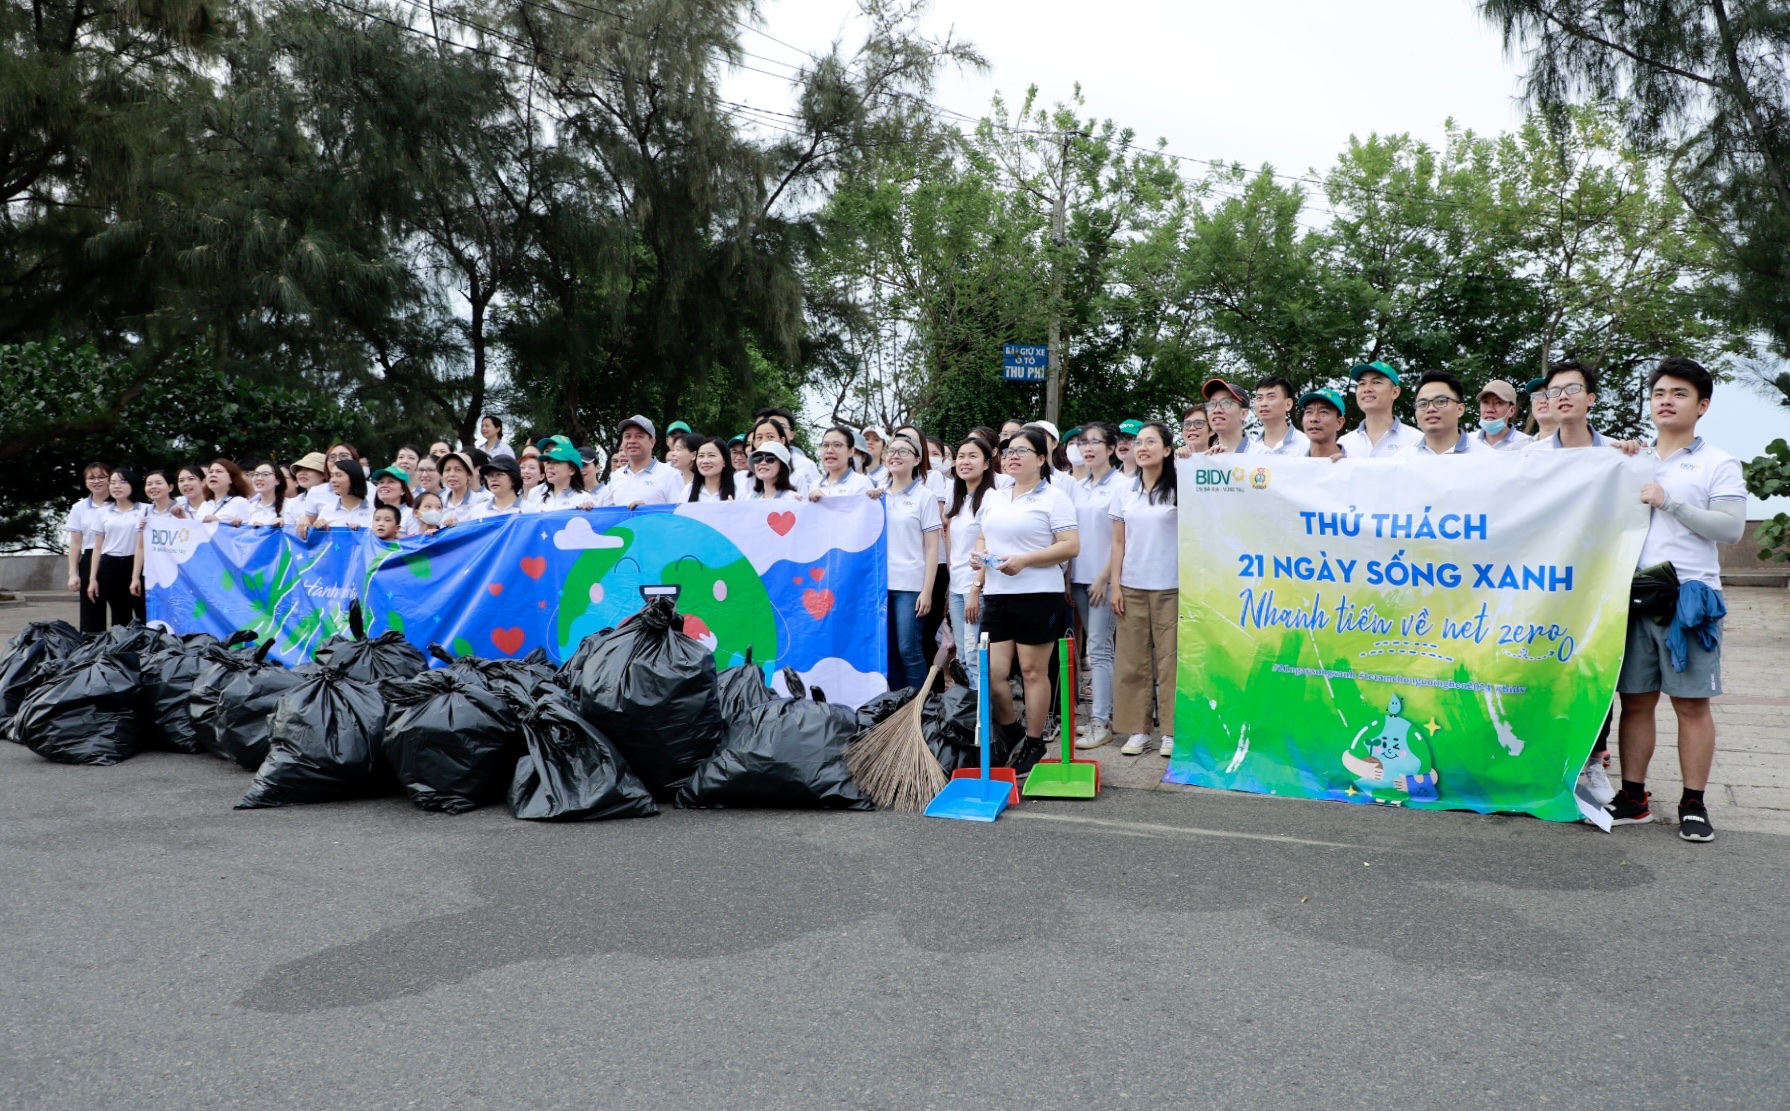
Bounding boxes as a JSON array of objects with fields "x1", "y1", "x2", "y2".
[{"x1": 1168, "y1": 451, "x2": 1651, "y2": 821}]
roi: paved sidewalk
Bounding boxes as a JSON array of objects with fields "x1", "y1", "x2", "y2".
[{"x1": 6, "y1": 587, "x2": 1787, "y2": 834}]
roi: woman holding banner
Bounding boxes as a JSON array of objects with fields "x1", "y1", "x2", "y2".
[
  {"x1": 1110, "y1": 421, "x2": 1179, "y2": 757},
  {"x1": 309, "y1": 460, "x2": 373, "y2": 531},
  {"x1": 199, "y1": 459, "x2": 252, "y2": 523},
  {"x1": 973, "y1": 426, "x2": 1079, "y2": 774},
  {"x1": 527, "y1": 444, "x2": 596, "y2": 512},
  {"x1": 686, "y1": 438, "x2": 737, "y2": 502},
  {"x1": 744, "y1": 441, "x2": 801, "y2": 501}
]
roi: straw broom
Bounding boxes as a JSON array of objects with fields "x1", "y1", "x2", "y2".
[{"x1": 847, "y1": 664, "x2": 948, "y2": 812}]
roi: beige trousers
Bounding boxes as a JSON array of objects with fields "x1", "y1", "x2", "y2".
[{"x1": 1113, "y1": 586, "x2": 1177, "y2": 736}]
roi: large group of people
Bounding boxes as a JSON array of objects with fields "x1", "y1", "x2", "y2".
[{"x1": 61, "y1": 356, "x2": 1745, "y2": 841}]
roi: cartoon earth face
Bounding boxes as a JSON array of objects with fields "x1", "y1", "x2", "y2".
[{"x1": 555, "y1": 514, "x2": 780, "y2": 668}]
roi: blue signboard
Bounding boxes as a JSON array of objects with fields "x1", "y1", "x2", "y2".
[{"x1": 1002, "y1": 343, "x2": 1049, "y2": 382}]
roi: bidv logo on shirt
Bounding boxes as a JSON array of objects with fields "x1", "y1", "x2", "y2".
[{"x1": 1191, "y1": 466, "x2": 1272, "y2": 492}]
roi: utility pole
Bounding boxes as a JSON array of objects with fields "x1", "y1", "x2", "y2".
[{"x1": 1044, "y1": 132, "x2": 1070, "y2": 428}]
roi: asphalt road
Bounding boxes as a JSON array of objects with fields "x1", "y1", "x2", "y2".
[{"x1": 1, "y1": 742, "x2": 1785, "y2": 1111}]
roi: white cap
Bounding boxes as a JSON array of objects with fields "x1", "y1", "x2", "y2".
[
  {"x1": 862, "y1": 426, "x2": 888, "y2": 445},
  {"x1": 748, "y1": 440, "x2": 791, "y2": 466},
  {"x1": 1026, "y1": 420, "x2": 1061, "y2": 443}
]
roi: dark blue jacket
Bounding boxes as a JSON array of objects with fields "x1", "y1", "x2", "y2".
[{"x1": 1666, "y1": 580, "x2": 1725, "y2": 673}]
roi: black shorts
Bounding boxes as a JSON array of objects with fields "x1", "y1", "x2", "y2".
[{"x1": 979, "y1": 591, "x2": 1070, "y2": 647}]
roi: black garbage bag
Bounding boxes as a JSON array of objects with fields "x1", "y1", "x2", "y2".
[
  {"x1": 382, "y1": 669, "x2": 522, "y2": 814},
  {"x1": 189, "y1": 640, "x2": 306, "y2": 769},
  {"x1": 313, "y1": 602, "x2": 427, "y2": 684},
  {"x1": 140, "y1": 631, "x2": 247, "y2": 754},
  {"x1": 573, "y1": 598, "x2": 724, "y2": 799},
  {"x1": 922, "y1": 683, "x2": 982, "y2": 774},
  {"x1": 70, "y1": 619, "x2": 172, "y2": 665},
  {"x1": 13, "y1": 651, "x2": 144, "y2": 765},
  {"x1": 429, "y1": 644, "x2": 565, "y2": 712},
  {"x1": 677, "y1": 686, "x2": 872, "y2": 810},
  {"x1": 238, "y1": 664, "x2": 390, "y2": 808},
  {"x1": 508, "y1": 699, "x2": 658, "y2": 821},
  {"x1": 0, "y1": 619, "x2": 84, "y2": 737},
  {"x1": 716, "y1": 648, "x2": 774, "y2": 720},
  {"x1": 855, "y1": 687, "x2": 916, "y2": 733}
]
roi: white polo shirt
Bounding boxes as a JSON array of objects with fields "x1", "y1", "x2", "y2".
[
  {"x1": 604, "y1": 460, "x2": 684, "y2": 507},
  {"x1": 64, "y1": 497, "x2": 108, "y2": 552},
  {"x1": 1070, "y1": 468, "x2": 1124, "y2": 585},
  {"x1": 812, "y1": 469, "x2": 873, "y2": 498},
  {"x1": 1475, "y1": 427, "x2": 1533, "y2": 452},
  {"x1": 883, "y1": 479, "x2": 943, "y2": 593},
  {"x1": 1637, "y1": 437, "x2": 1746, "y2": 589},
  {"x1": 1338, "y1": 420, "x2": 1422, "y2": 458},
  {"x1": 86, "y1": 502, "x2": 146, "y2": 558},
  {"x1": 1398, "y1": 431, "x2": 1490, "y2": 456},
  {"x1": 978, "y1": 481, "x2": 1077, "y2": 596},
  {"x1": 945, "y1": 493, "x2": 987, "y2": 595},
  {"x1": 524, "y1": 485, "x2": 596, "y2": 513},
  {"x1": 1247, "y1": 426, "x2": 1312, "y2": 456},
  {"x1": 1110, "y1": 477, "x2": 1179, "y2": 592}
]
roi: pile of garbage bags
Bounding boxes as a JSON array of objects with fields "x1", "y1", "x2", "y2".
[{"x1": 0, "y1": 594, "x2": 1012, "y2": 820}]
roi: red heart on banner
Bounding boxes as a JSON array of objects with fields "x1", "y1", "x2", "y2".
[
  {"x1": 491, "y1": 627, "x2": 525, "y2": 655},
  {"x1": 809, "y1": 567, "x2": 825, "y2": 581},
  {"x1": 487, "y1": 583, "x2": 503, "y2": 596},
  {"x1": 520, "y1": 557, "x2": 546, "y2": 580},
  {"x1": 802, "y1": 588, "x2": 834, "y2": 620},
  {"x1": 767, "y1": 511, "x2": 796, "y2": 536}
]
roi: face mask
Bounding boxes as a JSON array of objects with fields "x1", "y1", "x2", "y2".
[
  {"x1": 1481, "y1": 419, "x2": 1508, "y2": 436},
  {"x1": 418, "y1": 509, "x2": 443, "y2": 526},
  {"x1": 1065, "y1": 444, "x2": 1085, "y2": 467},
  {"x1": 929, "y1": 456, "x2": 944, "y2": 472}
]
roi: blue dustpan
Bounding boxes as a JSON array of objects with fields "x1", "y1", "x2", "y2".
[{"x1": 925, "y1": 636, "x2": 1010, "y2": 822}]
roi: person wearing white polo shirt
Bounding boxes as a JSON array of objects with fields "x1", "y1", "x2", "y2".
[
  {"x1": 1606, "y1": 357, "x2": 1747, "y2": 844},
  {"x1": 1247, "y1": 376, "x2": 1311, "y2": 456},
  {"x1": 1338, "y1": 361, "x2": 1421, "y2": 457},
  {"x1": 477, "y1": 415, "x2": 515, "y2": 460},
  {"x1": 860, "y1": 426, "x2": 890, "y2": 489},
  {"x1": 1473, "y1": 378, "x2": 1532, "y2": 451},
  {"x1": 64, "y1": 461, "x2": 113, "y2": 633},
  {"x1": 1398, "y1": 370, "x2": 1489, "y2": 457},
  {"x1": 603, "y1": 415, "x2": 684, "y2": 508}
]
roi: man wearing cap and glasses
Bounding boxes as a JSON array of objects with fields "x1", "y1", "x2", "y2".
[
  {"x1": 1474, "y1": 379, "x2": 1532, "y2": 451},
  {"x1": 602, "y1": 415, "x2": 684, "y2": 508},
  {"x1": 1247, "y1": 376, "x2": 1311, "y2": 456},
  {"x1": 1297, "y1": 389, "x2": 1349, "y2": 460},
  {"x1": 1201, "y1": 379, "x2": 1252, "y2": 454},
  {"x1": 1338, "y1": 360, "x2": 1422, "y2": 458}
]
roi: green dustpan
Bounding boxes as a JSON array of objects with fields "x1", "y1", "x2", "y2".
[{"x1": 1021, "y1": 634, "x2": 1099, "y2": 799}]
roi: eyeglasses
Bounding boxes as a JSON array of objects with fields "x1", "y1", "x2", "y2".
[
  {"x1": 1180, "y1": 420, "x2": 1207, "y2": 432},
  {"x1": 884, "y1": 447, "x2": 917, "y2": 460},
  {"x1": 1002, "y1": 447, "x2": 1038, "y2": 459},
  {"x1": 1413, "y1": 396, "x2": 1460, "y2": 411},
  {"x1": 1207, "y1": 399, "x2": 1241, "y2": 412},
  {"x1": 251, "y1": 469, "x2": 277, "y2": 478},
  {"x1": 1084, "y1": 438, "x2": 1109, "y2": 448},
  {"x1": 1545, "y1": 383, "x2": 1587, "y2": 399},
  {"x1": 327, "y1": 451, "x2": 351, "y2": 461}
]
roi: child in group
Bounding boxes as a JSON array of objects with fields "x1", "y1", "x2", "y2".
[{"x1": 371, "y1": 504, "x2": 404, "y2": 543}]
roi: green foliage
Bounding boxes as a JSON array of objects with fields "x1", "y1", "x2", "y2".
[
  {"x1": 0, "y1": 339, "x2": 351, "y2": 549},
  {"x1": 1744, "y1": 438, "x2": 1790, "y2": 563}
]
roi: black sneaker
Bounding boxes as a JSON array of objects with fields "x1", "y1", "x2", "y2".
[
  {"x1": 1604, "y1": 791, "x2": 1653, "y2": 825},
  {"x1": 1678, "y1": 806, "x2": 1715, "y2": 843},
  {"x1": 1007, "y1": 736, "x2": 1046, "y2": 776}
]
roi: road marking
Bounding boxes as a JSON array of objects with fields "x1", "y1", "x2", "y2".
[{"x1": 1010, "y1": 810, "x2": 1358, "y2": 848}]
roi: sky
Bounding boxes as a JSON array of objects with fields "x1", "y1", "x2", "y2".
[{"x1": 722, "y1": 0, "x2": 1790, "y2": 513}]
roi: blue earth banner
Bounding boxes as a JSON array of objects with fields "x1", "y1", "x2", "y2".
[{"x1": 144, "y1": 499, "x2": 891, "y2": 707}]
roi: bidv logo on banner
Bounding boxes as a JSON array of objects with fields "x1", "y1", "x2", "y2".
[{"x1": 1189, "y1": 465, "x2": 1272, "y2": 492}]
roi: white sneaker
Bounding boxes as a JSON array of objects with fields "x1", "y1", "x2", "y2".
[
  {"x1": 1159, "y1": 736, "x2": 1174, "y2": 758},
  {"x1": 1074, "y1": 722, "x2": 1113, "y2": 750},
  {"x1": 1120, "y1": 733, "x2": 1150, "y2": 756},
  {"x1": 1580, "y1": 761, "x2": 1616, "y2": 806}
]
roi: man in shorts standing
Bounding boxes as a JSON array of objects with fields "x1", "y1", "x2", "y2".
[{"x1": 1605, "y1": 357, "x2": 1748, "y2": 842}]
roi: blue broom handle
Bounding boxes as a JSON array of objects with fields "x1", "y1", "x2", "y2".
[{"x1": 978, "y1": 634, "x2": 992, "y2": 782}]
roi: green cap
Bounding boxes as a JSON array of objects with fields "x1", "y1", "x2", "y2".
[
  {"x1": 667, "y1": 420, "x2": 692, "y2": 436},
  {"x1": 1348, "y1": 360, "x2": 1401, "y2": 387},
  {"x1": 728, "y1": 433, "x2": 746, "y2": 446},
  {"x1": 368, "y1": 466, "x2": 411, "y2": 486},
  {"x1": 1118, "y1": 419, "x2": 1144, "y2": 437},
  {"x1": 541, "y1": 443, "x2": 583, "y2": 465},
  {"x1": 1063, "y1": 426, "x2": 1082, "y2": 440},
  {"x1": 535, "y1": 434, "x2": 572, "y2": 453},
  {"x1": 1296, "y1": 389, "x2": 1346, "y2": 418},
  {"x1": 1525, "y1": 377, "x2": 1548, "y2": 395}
]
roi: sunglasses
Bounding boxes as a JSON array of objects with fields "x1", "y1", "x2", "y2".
[{"x1": 749, "y1": 453, "x2": 781, "y2": 465}]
